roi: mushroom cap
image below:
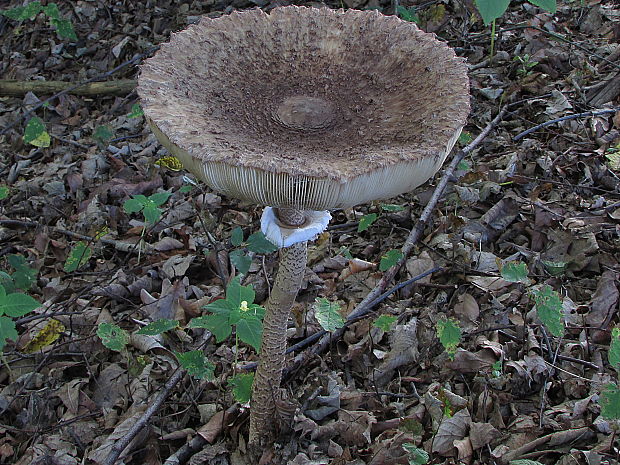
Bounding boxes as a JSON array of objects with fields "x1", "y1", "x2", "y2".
[{"x1": 139, "y1": 6, "x2": 470, "y2": 210}]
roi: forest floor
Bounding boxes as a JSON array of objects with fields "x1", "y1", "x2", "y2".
[{"x1": 1, "y1": 0, "x2": 620, "y2": 464}]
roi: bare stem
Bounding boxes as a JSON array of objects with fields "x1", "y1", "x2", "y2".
[{"x1": 248, "y1": 238, "x2": 308, "y2": 452}]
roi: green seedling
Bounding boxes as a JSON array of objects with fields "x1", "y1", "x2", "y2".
[
  {"x1": 0, "y1": 284, "x2": 40, "y2": 350},
  {"x1": 175, "y1": 350, "x2": 214, "y2": 379},
  {"x1": 1, "y1": 1, "x2": 77, "y2": 40},
  {"x1": 532, "y1": 285, "x2": 564, "y2": 338},
  {"x1": 123, "y1": 192, "x2": 172, "y2": 224},
  {"x1": 0, "y1": 254, "x2": 37, "y2": 292},
  {"x1": 64, "y1": 241, "x2": 93, "y2": 272},
  {"x1": 379, "y1": 249, "x2": 403, "y2": 271},
  {"x1": 127, "y1": 104, "x2": 144, "y2": 119},
  {"x1": 0, "y1": 185, "x2": 9, "y2": 201},
  {"x1": 373, "y1": 314, "x2": 398, "y2": 332},
  {"x1": 514, "y1": 54, "x2": 539, "y2": 76},
  {"x1": 358, "y1": 213, "x2": 378, "y2": 232},
  {"x1": 499, "y1": 260, "x2": 530, "y2": 284},
  {"x1": 396, "y1": 5, "x2": 420, "y2": 24},
  {"x1": 230, "y1": 372, "x2": 255, "y2": 403},
  {"x1": 228, "y1": 227, "x2": 278, "y2": 275}
]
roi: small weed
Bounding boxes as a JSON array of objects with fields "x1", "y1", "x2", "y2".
[{"x1": 1, "y1": 1, "x2": 77, "y2": 40}]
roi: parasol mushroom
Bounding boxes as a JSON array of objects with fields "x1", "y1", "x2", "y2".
[{"x1": 138, "y1": 5, "x2": 469, "y2": 453}]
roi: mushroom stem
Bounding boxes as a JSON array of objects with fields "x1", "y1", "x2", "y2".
[
  {"x1": 275, "y1": 207, "x2": 306, "y2": 227},
  {"x1": 249, "y1": 237, "x2": 308, "y2": 450}
]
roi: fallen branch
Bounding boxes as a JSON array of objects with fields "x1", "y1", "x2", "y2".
[
  {"x1": 0, "y1": 79, "x2": 136, "y2": 97},
  {"x1": 513, "y1": 107, "x2": 620, "y2": 141}
]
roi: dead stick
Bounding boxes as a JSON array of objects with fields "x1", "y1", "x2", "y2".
[{"x1": 0, "y1": 79, "x2": 136, "y2": 97}]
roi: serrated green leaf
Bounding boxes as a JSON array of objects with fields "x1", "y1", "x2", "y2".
[
  {"x1": 0, "y1": 185, "x2": 9, "y2": 200},
  {"x1": 528, "y1": 0, "x2": 556, "y2": 13},
  {"x1": 127, "y1": 103, "x2": 144, "y2": 119},
  {"x1": 533, "y1": 285, "x2": 564, "y2": 337},
  {"x1": 474, "y1": 0, "x2": 510, "y2": 24},
  {"x1": 315, "y1": 298, "x2": 344, "y2": 332},
  {"x1": 1, "y1": 1, "x2": 42, "y2": 20},
  {"x1": 600, "y1": 383, "x2": 620, "y2": 420},
  {"x1": 500, "y1": 261, "x2": 529, "y2": 283},
  {"x1": 380, "y1": 204, "x2": 405, "y2": 212},
  {"x1": 437, "y1": 318, "x2": 461, "y2": 357},
  {"x1": 142, "y1": 203, "x2": 162, "y2": 224},
  {"x1": 0, "y1": 292, "x2": 39, "y2": 317},
  {"x1": 402, "y1": 443, "x2": 429, "y2": 465},
  {"x1": 231, "y1": 226, "x2": 244, "y2": 247},
  {"x1": 96, "y1": 323, "x2": 128, "y2": 352},
  {"x1": 509, "y1": 460, "x2": 546, "y2": 465},
  {"x1": 23, "y1": 116, "x2": 50, "y2": 147},
  {"x1": 373, "y1": 315, "x2": 398, "y2": 332},
  {"x1": 247, "y1": 232, "x2": 278, "y2": 254},
  {"x1": 230, "y1": 249, "x2": 252, "y2": 275},
  {"x1": 148, "y1": 191, "x2": 172, "y2": 207},
  {"x1": 64, "y1": 241, "x2": 92, "y2": 272},
  {"x1": 236, "y1": 317, "x2": 263, "y2": 352},
  {"x1": 609, "y1": 327, "x2": 620, "y2": 371},
  {"x1": 92, "y1": 125, "x2": 113, "y2": 147},
  {"x1": 380, "y1": 249, "x2": 403, "y2": 272},
  {"x1": 123, "y1": 197, "x2": 145, "y2": 214},
  {"x1": 229, "y1": 372, "x2": 254, "y2": 403},
  {"x1": 136, "y1": 319, "x2": 179, "y2": 335},
  {"x1": 176, "y1": 350, "x2": 214, "y2": 379},
  {"x1": 189, "y1": 313, "x2": 232, "y2": 342},
  {"x1": 41, "y1": 3, "x2": 60, "y2": 19},
  {"x1": 226, "y1": 276, "x2": 255, "y2": 307},
  {"x1": 0, "y1": 316, "x2": 18, "y2": 351},
  {"x1": 358, "y1": 213, "x2": 378, "y2": 232}
]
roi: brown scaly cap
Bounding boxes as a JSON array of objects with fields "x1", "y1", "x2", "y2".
[{"x1": 138, "y1": 6, "x2": 470, "y2": 210}]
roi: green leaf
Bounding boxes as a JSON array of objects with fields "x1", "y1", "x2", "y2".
[
  {"x1": 189, "y1": 314, "x2": 232, "y2": 342},
  {"x1": 373, "y1": 315, "x2": 398, "y2": 332},
  {"x1": 0, "y1": 292, "x2": 39, "y2": 317},
  {"x1": 381, "y1": 204, "x2": 405, "y2": 212},
  {"x1": 380, "y1": 249, "x2": 403, "y2": 272},
  {"x1": 532, "y1": 285, "x2": 564, "y2": 337},
  {"x1": 542, "y1": 260, "x2": 568, "y2": 276},
  {"x1": 358, "y1": 213, "x2": 378, "y2": 232},
  {"x1": 609, "y1": 327, "x2": 620, "y2": 371},
  {"x1": 51, "y1": 17, "x2": 77, "y2": 41},
  {"x1": 246, "y1": 232, "x2": 278, "y2": 254},
  {"x1": 231, "y1": 226, "x2": 244, "y2": 247},
  {"x1": 123, "y1": 197, "x2": 145, "y2": 214},
  {"x1": 23, "y1": 116, "x2": 50, "y2": 147},
  {"x1": 0, "y1": 185, "x2": 9, "y2": 200},
  {"x1": 314, "y1": 298, "x2": 344, "y2": 332},
  {"x1": 142, "y1": 203, "x2": 162, "y2": 224},
  {"x1": 226, "y1": 276, "x2": 255, "y2": 307},
  {"x1": 230, "y1": 249, "x2": 252, "y2": 275},
  {"x1": 528, "y1": 0, "x2": 556, "y2": 13},
  {"x1": 0, "y1": 316, "x2": 18, "y2": 351},
  {"x1": 500, "y1": 261, "x2": 529, "y2": 283},
  {"x1": 8, "y1": 254, "x2": 37, "y2": 291},
  {"x1": 474, "y1": 0, "x2": 510, "y2": 25},
  {"x1": 1, "y1": 1, "x2": 42, "y2": 20},
  {"x1": 96, "y1": 323, "x2": 128, "y2": 352},
  {"x1": 41, "y1": 3, "x2": 60, "y2": 19},
  {"x1": 136, "y1": 319, "x2": 179, "y2": 335},
  {"x1": 600, "y1": 383, "x2": 620, "y2": 420},
  {"x1": 402, "y1": 443, "x2": 429, "y2": 465},
  {"x1": 127, "y1": 103, "x2": 144, "y2": 119},
  {"x1": 179, "y1": 185, "x2": 192, "y2": 194},
  {"x1": 92, "y1": 125, "x2": 113, "y2": 148},
  {"x1": 458, "y1": 131, "x2": 473, "y2": 146},
  {"x1": 148, "y1": 191, "x2": 172, "y2": 207},
  {"x1": 509, "y1": 460, "x2": 546, "y2": 465},
  {"x1": 176, "y1": 350, "x2": 214, "y2": 379},
  {"x1": 437, "y1": 318, "x2": 461, "y2": 357},
  {"x1": 229, "y1": 372, "x2": 254, "y2": 403},
  {"x1": 0, "y1": 275, "x2": 12, "y2": 294},
  {"x1": 396, "y1": 5, "x2": 420, "y2": 23},
  {"x1": 64, "y1": 241, "x2": 92, "y2": 272},
  {"x1": 236, "y1": 317, "x2": 263, "y2": 352}
]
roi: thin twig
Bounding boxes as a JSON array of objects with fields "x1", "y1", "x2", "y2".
[{"x1": 513, "y1": 107, "x2": 620, "y2": 141}]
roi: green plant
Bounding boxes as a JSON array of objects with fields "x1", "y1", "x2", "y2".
[
  {"x1": 64, "y1": 241, "x2": 93, "y2": 272},
  {"x1": 396, "y1": 5, "x2": 421, "y2": 24},
  {"x1": 230, "y1": 372, "x2": 255, "y2": 403},
  {"x1": 514, "y1": 54, "x2": 539, "y2": 76},
  {"x1": 0, "y1": 254, "x2": 37, "y2": 292},
  {"x1": 127, "y1": 104, "x2": 144, "y2": 119},
  {"x1": 0, "y1": 1, "x2": 77, "y2": 40},
  {"x1": 402, "y1": 444, "x2": 429, "y2": 465},
  {"x1": 0, "y1": 185, "x2": 8, "y2": 201},
  {"x1": 92, "y1": 125, "x2": 114, "y2": 149},
  {"x1": 189, "y1": 276, "x2": 265, "y2": 353},
  {"x1": 123, "y1": 192, "x2": 172, "y2": 224},
  {"x1": 373, "y1": 314, "x2": 397, "y2": 332},
  {"x1": 228, "y1": 226, "x2": 278, "y2": 275},
  {"x1": 532, "y1": 285, "x2": 564, "y2": 338},
  {"x1": 314, "y1": 298, "x2": 344, "y2": 332},
  {"x1": 0, "y1": 283, "x2": 40, "y2": 350},
  {"x1": 379, "y1": 249, "x2": 403, "y2": 271}
]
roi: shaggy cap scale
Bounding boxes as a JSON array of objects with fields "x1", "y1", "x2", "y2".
[{"x1": 139, "y1": 6, "x2": 470, "y2": 210}]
